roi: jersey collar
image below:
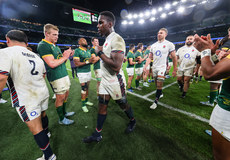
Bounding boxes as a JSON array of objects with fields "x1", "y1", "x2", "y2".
[
  {"x1": 79, "y1": 47, "x2": 87, "y2": 51},
  {"x1": 42, "y1": 39, "x2": 53, "y2": 45}
]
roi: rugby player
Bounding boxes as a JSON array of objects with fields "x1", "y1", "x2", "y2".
[
  {"x1": 83, "y1": 11, "x2": 136, "y2": 143},
  {"x1": 194, "y1": 33, "x2": 230, "y2": 160},
  {"x1": 177, "y1": 35, "x2": 200, "y2": 98},
  {"x1": 37, "y1": 24, "x2": 75, "y2": 125},
  {"x1": 144, "y1": 28, "x2": 177, "y2": 109},
  {"x1": 134, "y1": 43, "x2": 145, "y2": 90},
  {"x1": 0, "y1": 30, "x2": 56, "y2": 160},
  {"x1": 74, "y1": 38, "x2": 94, "y2": 112},
  {"x1": 90, "y1": 37, "x2": 102, "y2": 95},
  {"x1": 126, "y1": 44, "x2": 137, "y2": 92}
]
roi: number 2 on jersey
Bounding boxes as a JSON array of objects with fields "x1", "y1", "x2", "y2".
[{"x1": 29, "y1": 60, "x2": 39, "y2": 75}]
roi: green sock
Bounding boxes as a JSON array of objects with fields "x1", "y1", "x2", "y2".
[
  {"x1": 82, "y1": 98, "x2": 86, "y2": 107},
  {"x1": 135, "y1": 79, "x2": 139, "y2": 87},
  {"x1": 63, "y1": 101, "x2": 67, "y2": 115},
  {"x1": 56, "y1": 106, "x2": 64, "y2": 121},
  {"x1": 210, "y1": 89, "x2": 218, "y2": 104},
  {"x1": 86, "y1": 97, "x2": 88, "y2": 103}
]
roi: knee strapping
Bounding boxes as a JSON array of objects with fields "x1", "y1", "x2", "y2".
[
  {"x1": 81, "y1": 83, "x2": 88, "y2": 94},
  {"x1": 98, "y1": 96, "x2": 109, "y2": 105}
]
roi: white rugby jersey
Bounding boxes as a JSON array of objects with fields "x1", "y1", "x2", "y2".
[
  {"x1": 176, "y1": 45, "x2": 200, "y2": 71},
  {"x1": 0, "y1": 46, "x2": 49, "y2": 108},
  {"x1": 101, "y1": 32, "x2": 126, "y2": 85},
  {"x1": 150, "y1": 40, "x2": 175, "y2": 69}
]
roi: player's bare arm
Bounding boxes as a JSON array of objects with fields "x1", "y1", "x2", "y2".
[
  {"x1": 0, "y1": 74, "x2": 8, "y2": 93},
  {"x1": 101, "y1": 50, "x2": 124, "y2": 72},
  {"x1": 194, "y1": 34, "x2": 230, "y2": 80},
  {"x1": 171, "y1": 50, "x2": 177, "y2": 77},
  {"x1": 129, "y1": 58, "x2": 137, "y2": 65},
  {"x1": 42, "y1": 48, "x2": 72, "y2": 68},
  {"x1": 143, "y1": 52, "x2": 152, "y2": 72}
]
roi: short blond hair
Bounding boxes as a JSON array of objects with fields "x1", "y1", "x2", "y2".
[
  {"x1": 43, "y1": 23, "x2": 59, "y2": 35},
  {"x1": 159, "y1": 28, "x2": 168, "y2": 34}
]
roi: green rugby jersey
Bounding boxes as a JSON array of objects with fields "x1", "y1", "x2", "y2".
[
  {"x1": 74, "y1": 47, "x2": 91, "y2": 73},
  {"x1": 37, "y1": 39, "x2": 68, "y2": 82},
  {"x1": 217, "y1": 54, "x2": 230, "y2": 111},
  {"x1": 143, "y1": 49, "x2": 150, "y2": 64},
  {"x1": 135, "y1": 50, "x2": 144, "y2": 68},
  {"x1": 126, "y1": 51, "x2": 135, "y2": 68},
  {"x1": 90, "y1": 47, "x2": 100, "y2": 70}
]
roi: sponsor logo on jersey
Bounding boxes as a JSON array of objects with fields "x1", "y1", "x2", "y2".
[
  {"x1": 163, "y1": 45, "x2": 166, "y2": 48},
  {"x1": 30, "y1": 111, "x2": 38, "y2": 117},
  {"x1": 105, "y1": 43, "x2": 108, "y2": 47}
]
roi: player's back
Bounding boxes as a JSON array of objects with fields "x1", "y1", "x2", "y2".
[{"x1": 0, "y1": 46, "x2": 49, "y2": 107}]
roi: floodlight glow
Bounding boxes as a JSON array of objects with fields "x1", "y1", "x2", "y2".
[
  {"x1": 150, "y1": 17, "x2": 156, "y2": 21},
  {"x1": 165, "y1": 3, "x2": 171, "y2": 10},
  {"x1": 122, "y1": 20, "x2": 128, "y2": 25},
  {"x1": 152, "y1": 9, "x2": 157, "y2": 14},
  {"x1": 129, "y1": 21, "x2": 134, "y2": 25},
  {"x1": 181, "y1": 0, "x2": 187, "y2": 3},
  {"x1": 158, "y1": 7, "x2": 163, "y2": 12},
  {"x1": 139, "y1": 13, "x2": 144, "y2": 18},
  {"x1": 161, "y1": 13, "x2": 167, "y2": 18},
  {"x1": 177, "y1": 6, "x2": 185, "y2": 13},
  {"x1": 127, "y1": 14, "x2": 133, "y2": 19},
  {"x1": 133, "y1": 14, "x2": 138, "y2": 18},
  {"x1": 145, "y1": 11, "x2": 150, "y2": 16},
  {"x1": 187, "y1": 4, "x2": 196, "y2": 8},
  {"x1": 139, "y1": 19, "x2": 145, "y2": 24},
  {"x1": 168, "y1": 11, "x2": 175, "y2": 15},
  {"x1": 201, "y1": 0, "x2": 207, "y2": 4},
  {"x1": 172, "y1": 1, "x2": 178, "y2": 6}
]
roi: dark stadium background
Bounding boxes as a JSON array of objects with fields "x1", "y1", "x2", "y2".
[{"x1": 0, "y1": 0, "x2": 230, "y2": 51}]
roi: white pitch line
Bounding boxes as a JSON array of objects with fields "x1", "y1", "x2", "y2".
[
  {"x1": 127, "y1": 91, "x2": 209, "y2": 123},
  {"x1": 143, "y1": 81, "x2": 177, "y2": 98},
  {"x1": 67, "y1": 68, "x2": 209, "y2": 123}
]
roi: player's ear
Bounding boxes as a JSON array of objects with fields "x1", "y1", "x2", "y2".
[{"x1": 5, "y1": 37, "x2": 10, "y2": 45}]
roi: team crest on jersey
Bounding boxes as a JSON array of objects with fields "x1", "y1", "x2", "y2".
[
  {"x1": 105, "y1": 43, "x2": 108, "y2": 47},
  {"x1": 192, "y1": 50, "x2": 194, "y2": 52},
  {"x1": 163, "y1": 45, "x2": 166, "y2": 48}
]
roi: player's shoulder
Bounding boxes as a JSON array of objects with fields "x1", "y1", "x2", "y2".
[
  {"x1": 113, "y1": 32, "x2": 125, "y2": 42},
  {"x1": 165, "y1": 40, "x2": 174, "y2": 45}
]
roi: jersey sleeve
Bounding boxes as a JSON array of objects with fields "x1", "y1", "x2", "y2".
[
  {"x1": 90, "y1": 48, "x2": 96, "y2": 56},
  {"x1": 37, "y1": 43, "x2": 53, "y2": 59},
  {"x1": 74, "y1": 49, "x2": 80, "y2": 60},
  {"x1": 168, "y1": 42, "x2": 176, "y2": 53},
  {"x1": 111, "y1": 35, "x2": 126, "y2": 53},
  {"x1": 0, "y1": 49, "x2": 11, "y2": 76}
]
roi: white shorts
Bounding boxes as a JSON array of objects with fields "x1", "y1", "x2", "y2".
[
  {"x1": 135, "y1": 67, "x2": 143, "y2": 75},
  {"x1": 208, "y1": 80, "x2": 223, "y2": 84},
  {"x1": 152, "y1": 67, "x2": 166, "y2": 80},
  {"x1": 94, "y1": 69, "x2": 102, "y2": 81},
  {"x1": 146, "y1": 65, "x2": 150, "y2": 70},
  {"x1": 16, "y1": 97, "x2": 49, "y2": 122},
  {"x1": 210, "y1": 104, "x2": 230, "y2": 141},
  {"x1": 168, "y1": 62, "x2": 173, "y2": 67},
  {"x1": 99, "y1": 73, "x2": 126, "y2": 100},
  {"x1": 50, "y1": 76, "x2": 70, "y2": 94},
  {"x1": 78, "y1": 72, "x2": 91, "y2": 84},
  {"x1": 126, "y1": 68, "x2": 134, "y2": 76},
  {"x1": 177, "y1": 69, "x2": 193, "y2": 77}
]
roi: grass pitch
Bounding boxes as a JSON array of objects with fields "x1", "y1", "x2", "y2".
[{"x1": 0, "y1": 60, "x2": 213, "y2": 160}]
